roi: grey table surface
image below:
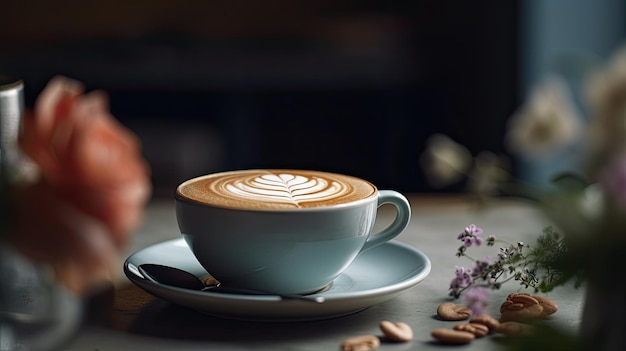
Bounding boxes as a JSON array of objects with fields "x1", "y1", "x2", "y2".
[{"x1": 62, "y1": 195, "x2": 585, "y2": 350}]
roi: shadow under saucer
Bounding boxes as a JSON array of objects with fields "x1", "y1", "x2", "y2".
[{"x1": 106, "y1": 283, "x2": 405, "y2": 342}]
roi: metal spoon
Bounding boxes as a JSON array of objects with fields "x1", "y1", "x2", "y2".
[{"x1": 137, "y1": 263, "x2": 325, "y2": 303}]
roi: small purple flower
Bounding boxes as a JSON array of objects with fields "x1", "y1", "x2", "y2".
[
  {"x1": 462, "y1": 286, "x2": 491, "y2": 316},
  {"x1": 459, "y1": 265, "x2": 473, "y2": 276},
  {"x1": 457, "y1": 224, "x2": 485, "y2": 248},
  {"x1": 466, "y1": 224, "x2": 483, "y2": 236},
  {"x1": 449, "y1": 266, "x2": 474, "y2": 297},
  {"x1": 472, "y1": 257, "x2": 491, "y2": 278},
  {"x1": 475, "y1": 236, "x2": 484, "y2": 246},
  {"x1": 463, "y1": 237, "x2": 473, "y2": 248}
]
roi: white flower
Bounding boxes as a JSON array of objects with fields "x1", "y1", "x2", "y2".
[
  {"x1": 420, "y1": 134, "x2": 472, "y2": 188},
  {"x1": 466, "y1": 151, "x2": 509, "y2": 196},
  {"x1": 505, "y1": 76, "x2": 582, "y2": 158}
]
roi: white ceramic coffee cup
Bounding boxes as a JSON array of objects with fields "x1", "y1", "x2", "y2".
[{"x1": 175, "y1": 169, "x2": 411, "y2": 295}]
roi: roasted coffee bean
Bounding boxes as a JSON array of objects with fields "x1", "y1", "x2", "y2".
[
  {"x1": 509, "y1": 293, "x2": 539, "y2": 306},
  {"x1": 533, "y1": 295, "x2": 558, "y2": 316},
  {"x1": 431, "y1": 328, "x2": 475, "y2": 345},
  {"x1": 340, "y1": 335, "x2": 380, "y2": 351},
  {"x1": 500, "y1": 294, "x2": 544, "y2": 321},
  {"x1": 379, "y1": 321, "x2": 413, "y2": 342},
  {"x1": 500, "y1": 294, "x2": 539, "y2": 312},
  {"x1": 501, "y1": 303, "x2": 543, "y2": 321},
  {"x1": 469, "y1": 315, "x2": 500, "y2": 331},
  {"x1": 437, "y1": 302, "x2": 472, "y2": 321},
  {"x1": 453, "y1": 323, "x2": 490, "y2": 337}
]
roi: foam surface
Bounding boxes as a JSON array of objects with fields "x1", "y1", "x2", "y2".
[{"x1": 177, "y1": 170, "x2": 377, "y2": 209}]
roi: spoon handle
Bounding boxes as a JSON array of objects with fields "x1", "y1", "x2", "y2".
[{"x1": 138, "y1": 264, "x2": 206, "y2": 290}]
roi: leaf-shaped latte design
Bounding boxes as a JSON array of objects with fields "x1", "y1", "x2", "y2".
[
  {"x1": 224, "y1": 172, "x2": 349, "y2": 207},
  {"x1": 178, "y1": 170, "x2": 376, "y2": 209}
]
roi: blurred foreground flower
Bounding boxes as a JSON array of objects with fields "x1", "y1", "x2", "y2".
[
  {"x1": 420, "y1": 134, "x2": 472, "y2": 188},
  {"x1": 462, "y1": 286, "x2": 490, "y2": 317},
  {"x1": 466, "y1": 151, "x2": 510, "y2": 197},
  {"x1": 585, "y1": 47, "x2": 626, "y2": 177},
  {"x1": 504, "y1": 76, "x2": 582, "y2": 158},
  {"x1": 8, "y1": 76, "x2": 151, "y2": 295}
]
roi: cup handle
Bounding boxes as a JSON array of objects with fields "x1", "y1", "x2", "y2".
[{"x1": 360, "y1": 190, "x2": 411, "y2": 253}]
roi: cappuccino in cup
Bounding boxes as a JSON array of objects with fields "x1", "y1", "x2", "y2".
[
  {"x1": 176, "y1": 169, "x2": 411, "y2": 295},
  {"x1": 177, "y1": 169, "x2": 377, "y2": 210}
]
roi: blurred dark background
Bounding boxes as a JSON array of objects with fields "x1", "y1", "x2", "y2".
[{"x1": 1, "y1": 0, "x2": 624, "y2": 197}]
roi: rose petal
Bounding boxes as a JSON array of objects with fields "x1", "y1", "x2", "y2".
[{"x1": 13, "y1": 76, "x2": 151, "y2": 295}]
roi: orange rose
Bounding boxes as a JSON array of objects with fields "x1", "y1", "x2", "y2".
[{"x1": 10, "y1": 76, "x2": 151, "y2": 294}]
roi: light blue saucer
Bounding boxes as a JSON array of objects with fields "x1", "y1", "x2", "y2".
[{"x1": 124, "y1": 238, "x2": 430, "y2": 321}]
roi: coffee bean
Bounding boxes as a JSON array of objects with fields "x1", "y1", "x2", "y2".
[
  {"x1": 508, "y1": 293, "x2": 539, "y2": 306},
  {"x1": 453, "y1": 323, "x2": 490, "y2": 337},
  {"x1": 431, "y1": 328, "x2": 475, "y2": 344},
  {"x1": 469, "y1": 314, "x2": 500, "y2": 331},
  {"x1": 500, "y1": 294, "x2": 539, "y2": 313},
  {"x1": 500, "y1": 300, "x2": 525, "y2": 311},
  {"x1": 533, "y1": 295, "x2": 558, "y2": 316},
  {"x1": 340, "y1": 335, "x2": 380, "y2": 351},
  {"x1": 436, "y1": 302, "x2": 472, "y2": 321},
  {"x1": 506, "y1": 292, "x2": 532, "y2": 299},
  {"x1": 501, "y1": 303, "x2": 543, "y2": 322},
  {"x1": 500, "y1": 293, "x2": 544, "y2": 321},
  {"x1": 379, "y1": 321, "x2": 413, "y2": 342}
]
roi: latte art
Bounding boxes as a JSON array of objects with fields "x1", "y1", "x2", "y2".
[
  {"x1": 177, "y1": 170, "x2": 377, "y2": 209},
  {"x1": 225, "y1": 173, "x2": 349, "y2": 206}
]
